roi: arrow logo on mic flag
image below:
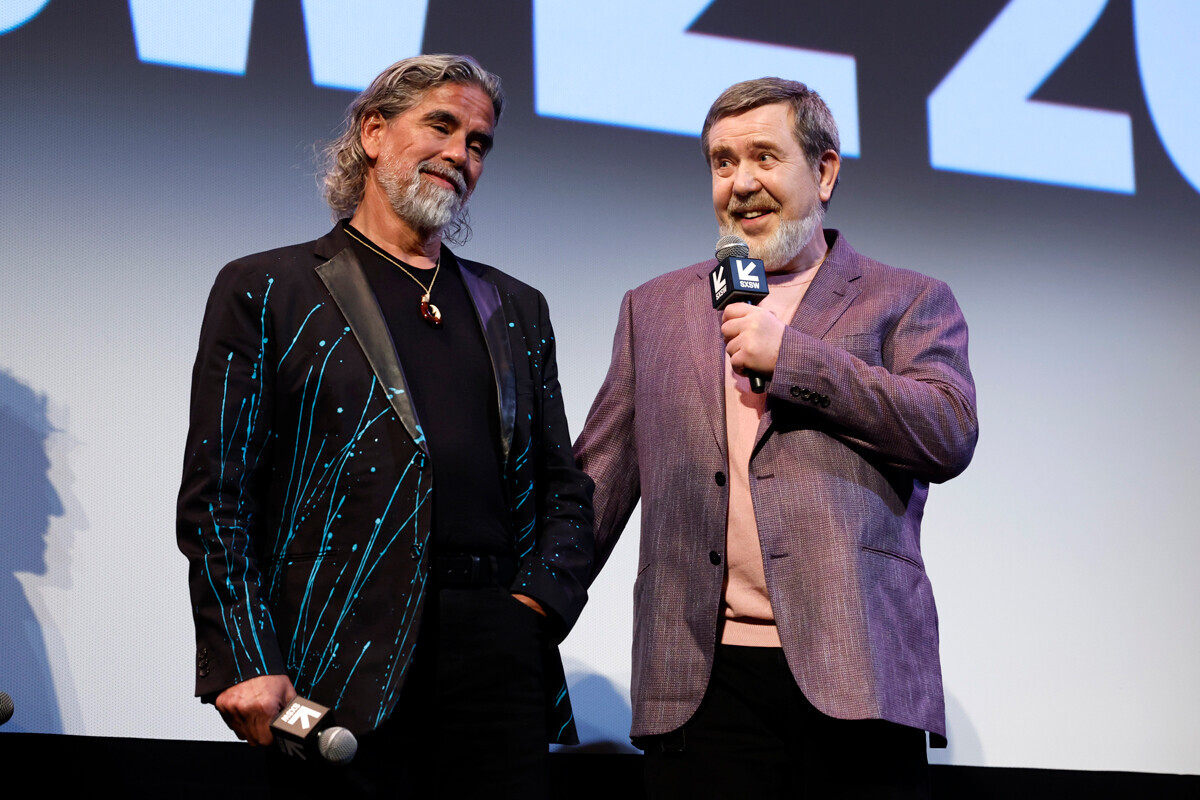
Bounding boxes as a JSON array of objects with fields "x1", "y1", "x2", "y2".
[
  {"x1": 735, "y1": 260, "x2": 758, "y2": 283},
  {"x1": 294, "y1": 705, "x2": 322, "y2": 730},
  {"x1": 712, "y1": 265, "x2": 726, "y2": 294}
]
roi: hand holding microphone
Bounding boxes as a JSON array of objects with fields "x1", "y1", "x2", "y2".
[
  {"x1": 271, "y1": 696, "x2": 358, "y2": 765},
  {"x1": 215, "y1": 675, "x2": 356, "y2": 764},
  {"x1": 709, "y1": 235, "x2": 775, "y2": 393}
]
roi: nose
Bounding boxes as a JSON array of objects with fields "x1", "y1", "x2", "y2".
[
  {"x1": 440, "y1": 133, "x2": 468, "y2": 168},
  {"x1": 40, "y1": 462, "x2": 64, "y2": 518},
  {"x1": 47, "y1": 484, "x2": 64, "y2": 518},
  {"x1": 732, "y1": 161, "x2": 761, "y2": 197}
]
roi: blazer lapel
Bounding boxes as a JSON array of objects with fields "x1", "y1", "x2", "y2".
[
  {"x1": 685, "y1": 262, "x2": 729, "y2": 460},
  {"x1": 756, "y1": 233, "x2": 861, "y2": 446},
  {"x1": 315, "y1": 247, "x2": 427, "y2": 453},
  {"x1": 456, "y1": 253, "x2": 516, "y2": 465},
  {"x1": 788, "y1": 234, "x2": 862, "y2": 340}
]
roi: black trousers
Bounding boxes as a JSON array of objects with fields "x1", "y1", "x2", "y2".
[
  {"x1": 638, "y1": 644, "x2": 931, "y2": 800},
  {"x1": 268, "y1": 584, "x2": 549, "y2": 799}
]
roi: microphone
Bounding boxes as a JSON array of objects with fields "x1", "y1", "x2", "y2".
[
  {"x1": 0, "y1": 692, "x2": 13, "y2": 726},
  {"x1": 270, "y1": 696, "x2": 358, "y2": 765},
  {"x1": 710, "y1": 234, "x2": 770, "y2": 393}
]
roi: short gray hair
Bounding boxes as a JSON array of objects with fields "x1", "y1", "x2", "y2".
[
  {"x1": 700, "y1": 77, "x2": 840, "y2": 171},
  {"x1": 320, "y1": 54, "x2": 504, "y2": 227}
]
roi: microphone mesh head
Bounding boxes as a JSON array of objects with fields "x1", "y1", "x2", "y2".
[
  {"x1": 715, "y1": 234, "x2": 749, "y2": 260},
  {"x1": 319, "y1": 727, "x2": 358, "y2": 765}
]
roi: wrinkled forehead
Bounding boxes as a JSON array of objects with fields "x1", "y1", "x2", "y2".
[
  {"x1": 707, "y1": 102, "x2": 797, "y2": 153},
  {"x1": 387, "y1": 79, "x2": 496, "y2": 121}
]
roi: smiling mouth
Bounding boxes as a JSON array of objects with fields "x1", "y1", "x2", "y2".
[
  {"x1": 419, "y1": 163, "x2": 466, "y2": 195},
  {"x1": 727, "y1": 194, "x2": 780, "y2": 222}
]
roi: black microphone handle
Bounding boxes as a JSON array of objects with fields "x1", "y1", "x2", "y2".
[{"x1": 709, "y1": 244, "x2": 768, "y2": 393}]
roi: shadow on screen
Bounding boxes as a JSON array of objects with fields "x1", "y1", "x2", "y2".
[
  {"x1": 556, "y1": 669, "x2": 637, "y2": 753},
  {"x1": 0, "y1": 370, "x2": 82, "y2": 733},
  {"x1": 928, "y1": 690, "x2": 983, "y2": 765}
]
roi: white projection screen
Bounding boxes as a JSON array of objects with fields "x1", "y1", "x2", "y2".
[{"x1": 1, "y1": 0, "x2": 1197, "y2": 777}]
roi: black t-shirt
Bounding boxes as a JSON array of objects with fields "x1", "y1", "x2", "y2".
[{"x1": 346, "y1": 224, "x2": 512, "y2": 555}]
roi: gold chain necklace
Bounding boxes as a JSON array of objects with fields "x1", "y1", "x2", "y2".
[{"x1": 345, "y1": 226, "x2": 444, "y2": 327}]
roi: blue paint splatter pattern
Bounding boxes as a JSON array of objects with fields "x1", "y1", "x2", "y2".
[
  {"x1": 178, "y1": 258, "x2": 434, "y2": 731},
  {"x1": 180, "y1": 247, "x2": 593, "y2": 742}
]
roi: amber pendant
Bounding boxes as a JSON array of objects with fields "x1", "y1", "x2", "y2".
[{"x1": 420, "y1": 294, "x2": 442, "y2": 327}]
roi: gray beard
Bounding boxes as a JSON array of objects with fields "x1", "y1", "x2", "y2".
[
  {"x1": 721, "y1": 200, "x2": 824, "y2": 272},
  {"x1": 379, "y1": 158, "x2": 465, "y2": 238}
]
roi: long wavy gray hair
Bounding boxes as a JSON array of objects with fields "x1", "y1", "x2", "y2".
[{"x1": 320, "y1": 54, "x2": 504, "y2": 244}]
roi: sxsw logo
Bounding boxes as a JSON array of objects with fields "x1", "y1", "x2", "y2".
[
  {"x1": 731, "y1": 258, "x2": 762, "y2": 290},
  {"x1": 711, "y1": 265, "x2": 728, "y2": 303}
]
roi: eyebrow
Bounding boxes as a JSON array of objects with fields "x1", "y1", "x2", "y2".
[
  {"x1": 710, "y1": 137, "x2": 780, "y2": 160},
  {"x1": 422, "y1": 108, "x2": 494, "y2": 154},
  {"x1": 422, "y1": 109, "x2": 460, "y2": 127},
  {"x1": 708, "y1": 143, "x2": 733, "y2": 162}
]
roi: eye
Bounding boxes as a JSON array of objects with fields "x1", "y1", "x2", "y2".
[
  {"x1": 469, "y1": 142, "x2": 486, "y2": 158},
  {"x1": 758, "y1": 152, "x2": 775, "y2": 163}
]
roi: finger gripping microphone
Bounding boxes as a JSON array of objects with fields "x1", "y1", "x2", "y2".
[
  {"x1": 710, "y1": 235, "x2": 770, "y2": 393},
  {"x1": 271, "y1": 696, "x2": 358, "y2": 765}
]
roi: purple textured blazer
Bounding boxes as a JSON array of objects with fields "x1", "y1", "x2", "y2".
[{"x1": 574, "y1": 231, "x2": 977, "y2": 741}]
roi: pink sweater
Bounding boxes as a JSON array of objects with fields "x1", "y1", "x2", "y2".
[{"x1": 721, "y1": 265, "x2": 819, "y2": 646}]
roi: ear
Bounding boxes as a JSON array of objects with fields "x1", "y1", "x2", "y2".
[
  {"x1": 360, "y1": 111, "x2": 386, "y2": 161},
  {"x1": 816, "y1": 149, "x2": 841, "y2": 203}
]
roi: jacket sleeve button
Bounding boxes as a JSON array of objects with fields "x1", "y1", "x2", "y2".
[
  {"x1": 714, "y1": 471, "x2": 726, "y2": 486},
  {"x1": 709, "y1": 551, "x2": 722, "y2": 566}
]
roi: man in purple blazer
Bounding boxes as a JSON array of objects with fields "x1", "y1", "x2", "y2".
[{"x1": 575, "y1": 78, "x2": 977, "y2": 798}]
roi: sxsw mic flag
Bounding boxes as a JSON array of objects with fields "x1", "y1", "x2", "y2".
[
  {"x1": 271, "y1": 696, "x2": 358, "y2": 765},
  {"x1": 709, "y1": 237, "x2": 768, "y2": 309},
  {"x1": 710, "y1": 235, "x2": 769, "y2": 393}
]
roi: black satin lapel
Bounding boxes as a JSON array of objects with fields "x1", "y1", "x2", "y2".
[
  {"x1": 458, "y1": 259, "x2": 515, "y2": 464},
  {"x1": 685, "y1": 267, "x2": 729, "y2": 460},
  {"x1": 315, "y1": 248, "x2": 427, "y2": 453}
]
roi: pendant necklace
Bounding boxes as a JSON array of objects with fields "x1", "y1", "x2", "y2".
[{"x1": 345, "y1": 227, "x2": 443, "y2": 327}]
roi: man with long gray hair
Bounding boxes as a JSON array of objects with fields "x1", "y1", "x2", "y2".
[
  {"x1": 576, "y1": 77, "x2": 978, "y2": 798},
  {"x1": 178, "y1": 54, "x2": 593, "y2": 797}
]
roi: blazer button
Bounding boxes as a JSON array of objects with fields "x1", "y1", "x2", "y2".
[
  {"x1": 714, "y1": 471, "x2": 726, "y2": 486},
  {"x1": 709, "y1": 551, "x2": 722, "y2": 566},
  {"x1": 790, "y1": 386, "x2": 802, "y2": 398},
  {"x1": 410, "y1": 542, "x2": 423, "y2": 560},
  {"x1": 800, "y1": 389, "x2": 812, "y2": 401},
  {"x1": 416, "y1": 452, "x2": 427, "y2": 469},
  {"x1": 820, "y1": 396, "x2": 831, "y2": 408}
]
